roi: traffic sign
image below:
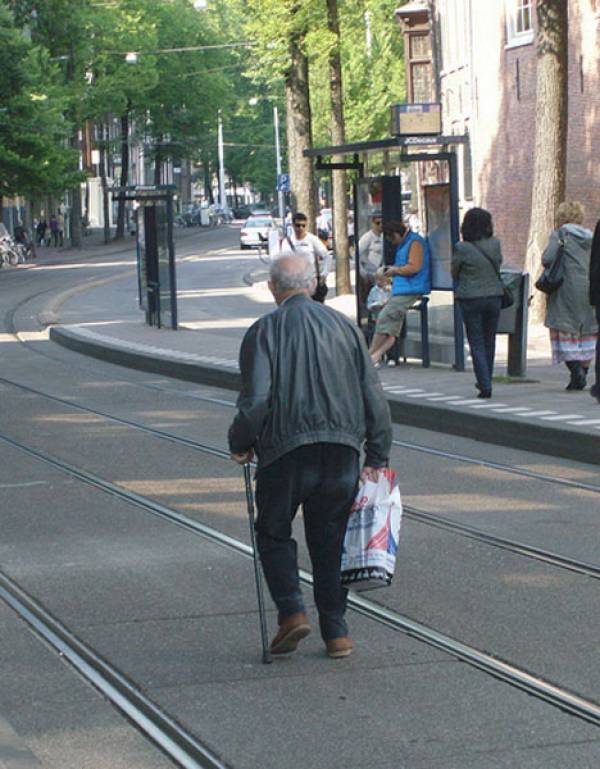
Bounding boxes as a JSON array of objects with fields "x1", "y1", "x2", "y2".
[{"x1": 277, "y1": 173, "x2": 290, "y2": 192}]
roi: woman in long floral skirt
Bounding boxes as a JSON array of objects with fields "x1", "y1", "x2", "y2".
[{"x1": 541, "y1": 201, "x2": 598, "y2": 390}]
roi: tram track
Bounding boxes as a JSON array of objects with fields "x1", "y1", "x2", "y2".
[
  {"x1": 0, "y1": 569, "x2": 231, "y2": 769},
  {"x1": 1, "y1": 429, "x2": 600, "y2": 730},
  {"x1": 0, "y1": 374, "x2": 599, "y2": 584}
]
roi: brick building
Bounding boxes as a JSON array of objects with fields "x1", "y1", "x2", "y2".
[{"x1": 397, "y1": 0, "x2": 600, "y2": 268}]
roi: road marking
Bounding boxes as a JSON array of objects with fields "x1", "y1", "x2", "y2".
[
  {"x1": 489, "y1": 407, "x2": 532, "y2": 413},
  {"x1": 518, "y1": 410, "x2": 557, "y2": 418},
  {"x1": 450, "y1": 399, "x2": 483, "y2": 405},
  {"x1": 567, "y1": 419, "x2": 600, "y2": 426},
  {"x1": 425, "y1": 395, "x2": 465, "y2": 402},
  {"x1": 405, "y1": 392, "x2": 444, "y2": 398},
  {"x1": 469, "y1": 402, "x2": 508, "y2": 409},
  {"x1": 385, "y1": 387, "x2": 425, "y2": 394},
  {"x1": 540, "y1": 413, "x2": 584, "y2": 421},
  {"x1": 0, "y1": 481, "x2": 48, "y2": 489}
]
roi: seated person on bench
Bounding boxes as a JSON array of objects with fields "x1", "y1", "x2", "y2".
[{"x1": 368, "y1": 220, "x2": 431, "y2": 367}]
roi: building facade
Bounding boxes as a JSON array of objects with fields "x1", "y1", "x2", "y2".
[{"x1": 397, "y1": 0, "x2": 600, "y2": 267}]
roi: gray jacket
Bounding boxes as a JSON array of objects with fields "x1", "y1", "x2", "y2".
[
  {"x1": 228, "y1": 294, "x2": 392, "y2": 470},
  {"x1": 451, "y1": 238, "x2": 504, "y2": 299},
  {"x1": 542, "y1": 224, "x2": 598, "y2": 335}
]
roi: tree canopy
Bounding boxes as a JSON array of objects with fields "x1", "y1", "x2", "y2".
[{"x1": 2, "y1": 0, "x2": 407, "y2": 205}]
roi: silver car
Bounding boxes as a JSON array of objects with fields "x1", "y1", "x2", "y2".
[{"x1": 240, "y1": 216, "x2": 275, "y2": 249}]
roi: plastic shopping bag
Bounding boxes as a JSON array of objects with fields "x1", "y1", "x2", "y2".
[{"x1": 341, "y1": 468, "x2": 402, "y2": 591}]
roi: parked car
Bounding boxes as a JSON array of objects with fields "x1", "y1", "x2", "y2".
[
  {"x1": 233, "y1": 205, "x2": 252, "y2": 220},
  {"x1": 177, "y1": 205, "x2": 202, "y2": 227},
  {"x1": 240, "y1": 216, "x2": 276, "y2": 249}
]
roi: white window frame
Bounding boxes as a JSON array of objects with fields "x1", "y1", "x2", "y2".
[{"x1": 505, "y1": 0, "x2": 534, "y2": 48}]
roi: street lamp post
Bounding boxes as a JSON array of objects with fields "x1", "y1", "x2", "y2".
[
  {"x1": 273, "y1": 106, "x2": 285, "y2": 221},
  {"x1": 217, "y1": 110, "x2": 227, "y2": 211},
  {"x1": 249, "y1": 98, "x2": 285, "y2": 221}
]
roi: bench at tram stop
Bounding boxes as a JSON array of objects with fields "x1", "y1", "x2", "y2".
[{"x1": 398, "y1": 296, "x2": 430, "y2": 368}]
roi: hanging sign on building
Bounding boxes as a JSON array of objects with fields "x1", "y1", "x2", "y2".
[{"x1": 390, "y1": 103, "x2": 441, "y2": 137}]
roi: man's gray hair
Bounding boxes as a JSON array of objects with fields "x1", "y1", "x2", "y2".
[{"x1": 270, "y1": 254, "x2": 316, "y2": 292}]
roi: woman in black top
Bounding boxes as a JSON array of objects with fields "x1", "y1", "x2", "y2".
[{"x1": 451, "y1": 208, "x2": 504, "y2": 399}]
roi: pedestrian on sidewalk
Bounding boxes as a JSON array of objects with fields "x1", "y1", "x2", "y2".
[
  {"x1": 57, "y1": 210, "x2": 65, "y2": 247},
  {"x1": 368, "y1": 220, "x2": 431, "y2": 367},
  {"x1": 541, "y1": 201, "x2": 597, "y2": 391},
  {"x1": 357, "y1": 212, "x2": 383, "y2": 309},
  {"x1": 49, "y1": 214, "x2": 60, "y2": 247},
  {"x1": 452, "y1": 207, "x2": 504, "y2": 399},
  {"x1": 277, "y1": 212, "x2": 330, "y2": 303},
  {"x1": 36, "y1": 216, "x2": 47, "y2": 246},
  {"x1": 589, "y1": 218, "x2": 600, "y2": 403},
  {"x1": 228, "y1": 254, "x2": 392, "y2": 659}
]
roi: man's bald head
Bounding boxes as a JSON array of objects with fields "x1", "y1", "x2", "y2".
[{"x1": 269, "y1": 254, "x2": 316, "y2": 303}]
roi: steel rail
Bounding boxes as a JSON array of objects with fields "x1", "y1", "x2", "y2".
[
  {"x1": 114, "y1": 384, "x2": 600, "y2": 495},
  {"x1": 0, "y1": 571, "x2": 232, "y2": 769},
  {"x1": 1, "y1": 430, "x2": 600, "y2": 728},
  {"x1": 1, "y1": 374, "x2": 599, "y2": 496},
  {"x1": 1, "y1": 378, "x2": 599, "y2": 581},
  {"x1": 403, "y1": 505, "x2": 600, "y2": 580}
]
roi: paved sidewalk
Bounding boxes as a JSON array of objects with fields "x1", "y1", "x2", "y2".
[{"x1": 37, "y1": 235, "x2": 599, "y2": 465}]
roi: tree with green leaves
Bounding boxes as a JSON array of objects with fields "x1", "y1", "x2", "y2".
[{"x1": 0, "y1": 0, "x2": 79, "y2": 222}]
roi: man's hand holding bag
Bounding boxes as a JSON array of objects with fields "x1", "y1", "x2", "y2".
[{"x1": 341, "y1": 468, "x2": 403, "y2": 591}]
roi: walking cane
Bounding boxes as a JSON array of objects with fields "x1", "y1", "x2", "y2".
[{"x1": 243, "y1": 463, "x2": 272, "y2": 664}]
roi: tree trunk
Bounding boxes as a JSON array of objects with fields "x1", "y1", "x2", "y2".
[
  {"x1": 154, "y1": 137, "x2": 163, "y2": 186},
  {"x1": 99, "y1": 121, "x2": 111, "y2": 245},
  {"x1": 115, "y1": 111, "x2": 130, "y2": 240},
  {"x1": 327, "y1": 0, "x2": 351, "y2": 295},
  {"x1": 204, "y1": 158, "x2": 214, "y2": 204},
  {"x1": 285, "y1": 21, "x2": 316, "y2": 230},
  {"x1": 27, "y1": 199, "x2": 37, "y2": 258},
  {"x1": 525, "y1": 0, "x2": 568, "y2": 322}
]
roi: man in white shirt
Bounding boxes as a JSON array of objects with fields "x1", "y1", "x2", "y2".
[
  {"x1": 357, "y1": 213, "x2": 383, "y2": 306},
  {"x1": 278, "y1": 212, "x2": 330, "y2": 301}
]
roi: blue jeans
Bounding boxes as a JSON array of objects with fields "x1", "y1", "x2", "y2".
[
  {"x1": 255, "y1": 444, "x2": 359, "y2": 641},
  {"x1": 459, "y1": 296, "x2": 502, "y2": 392}
]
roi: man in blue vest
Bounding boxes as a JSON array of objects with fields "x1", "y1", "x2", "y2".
[{"x1": 368, "y1": 220, "x2": 431, "y2": 366}]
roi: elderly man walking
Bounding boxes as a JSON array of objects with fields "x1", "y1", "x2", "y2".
[{"x1": 229, "y1": 254, "x2": 392, "y2": 658}]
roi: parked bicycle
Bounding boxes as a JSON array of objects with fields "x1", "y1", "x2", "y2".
[{"x1": 0, "y1": 226, "x2": 20, "y2": 267}]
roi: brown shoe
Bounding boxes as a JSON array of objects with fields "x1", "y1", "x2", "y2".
[
  {"x1": 269, "y1": 612, "x2": 311, "y2": 655},
  {"x1": 326, "y1": 637, "x2": 353, "y2": 659}
]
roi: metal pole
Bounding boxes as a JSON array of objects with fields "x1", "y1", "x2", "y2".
[
  {"x1": 273, "y1": 106, "x2": 285, "y2": 221},
  {"x1": 217, "y1": 111, "x2": 226, "y2": 211}
]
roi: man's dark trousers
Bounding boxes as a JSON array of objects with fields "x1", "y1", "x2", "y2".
[{"x1": 255, "y1": 443, "x2": 359, "y2": 641}]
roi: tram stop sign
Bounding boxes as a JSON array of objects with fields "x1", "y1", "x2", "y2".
[{"x1": 277, "y1": 173, "x2": 290, "y2": 192}]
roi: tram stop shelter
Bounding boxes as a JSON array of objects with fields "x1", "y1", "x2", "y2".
[
  {"x1": 305, "y1": 133, "x2": 529, "y2": 377},
  {"x1": 112, "y1": 185, "x2": 178, "y2": 330}
]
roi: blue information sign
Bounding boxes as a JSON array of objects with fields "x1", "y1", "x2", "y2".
[{"x1": 277, "y1": 173, "x2": 290, "y2": 192}]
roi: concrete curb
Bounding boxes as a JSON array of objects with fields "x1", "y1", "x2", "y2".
[
  {"x1": 49, "y1": 325, "x2": 599, "y2": 466},
  {"x1": 50, "y1": 326, "x2": 241, "y2": 391}
]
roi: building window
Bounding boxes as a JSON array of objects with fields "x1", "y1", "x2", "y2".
[
  {"x1": 405, "y1": 33, "x2": 434, "y2": 103},
  {"x1": 506, "y1": 0, "x2": 534, "y2": 47}
]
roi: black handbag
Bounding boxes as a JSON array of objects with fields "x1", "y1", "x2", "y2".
[
  {"x1": 472, "y1": 243, "x2": 514, "y2": 309},
  {"x1": 312, "y1": 279, "x2": 328, "y2": 302},
  {"x1": 535, "y1": 238, "x2": 565, "y2": 295},
  {"x1": 311, "y1": 241, "x2": 328, "y2": 303}
]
